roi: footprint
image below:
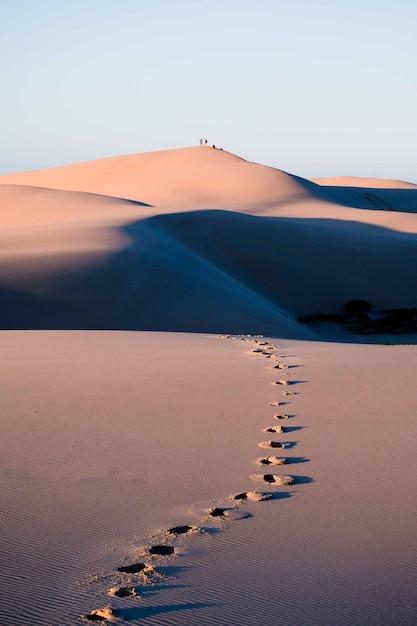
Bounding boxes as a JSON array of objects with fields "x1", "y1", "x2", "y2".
[
  {"x1": 85, "y1": 607, "x2": 115, "y2": 622},
  {"x1": 233, "y1": 492, "x2": 249, "y2": 500},
  {"x1": 168, "y1": 525, "x2": 198, "y2": 535},
  {"x1": 149, "y1": 545, "x2": 174, "y2": 556},
  {"x1": 109, "y1": 587, "x2": 136, "y2": 598},
  {"x1": 117, "y1": 562, "x2": 152, "y2": 574},
  {"x1": 274, "y1": 364, "x2": 287, "y2": 369},
  {"x1": 269, "y1": 401, "x2": 284, "y2": 407},
  {"x1": 273, "y1": 380, "x2": 290, "y2": 386},
  {"x1": 258, "y1": 456, "x2": 287, "y2": 466},
  {"x1": 252, "y1": 474, "x2": 295, "y2": 486},
  {"x1": 263, "y1": 425, "x2": 284, "y2": 434},
  {"x1": 209, "y1": 507, "x2": 226, "y2": 518},
  {"x1": 232, "y1": 491, "x2": 272, "y2": 502},
  {"x1": 258, "y1": 440, "x2": 290, "y2": 449},
  {"x1": 274, "y1": 414, "x2": 289, "y2": 420}
]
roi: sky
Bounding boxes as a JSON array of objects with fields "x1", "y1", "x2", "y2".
[{"x1": 1, "y1": 0, "x2": 416, "y2": 180}]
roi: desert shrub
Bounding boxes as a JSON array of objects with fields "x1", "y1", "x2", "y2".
[
  {"x1": 296, "y1": 313, "x2": 344, "y2": 323},
  {"x1": 344, "y1": 299, "x2": 372, "y2": 315}
]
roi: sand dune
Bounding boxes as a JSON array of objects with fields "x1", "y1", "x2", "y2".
[
  {"x1": 0, "y1": 205, "x2": 415, "y2": 334},
  {"x1": 0, "y1": 146, "x2": 416, "y2": 625},
  {"x1": 2, "y1": 147, "x2": 416, "y2": 216},
  {"x1": 0, "y1": 147, "x2": 321, "y2": 212},
  {"x1": 1, "y1": 148, "x2": 417, "y2": 335},
  {"x1": 313, "y1": 175, "x2": 417, "y2": 189}
]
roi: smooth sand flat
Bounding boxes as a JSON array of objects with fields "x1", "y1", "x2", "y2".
[{"x1": 0, "y1": 332, "x2": 415, "y2": 625}]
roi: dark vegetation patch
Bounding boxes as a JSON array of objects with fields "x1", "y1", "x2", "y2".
[{"x1": 297, "y1": 300, "x2": 417, "y2": 335}]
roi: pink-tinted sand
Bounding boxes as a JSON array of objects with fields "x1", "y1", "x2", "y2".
[{"x1": 0, "y1": 147, "x2": 416, "y2": 625}]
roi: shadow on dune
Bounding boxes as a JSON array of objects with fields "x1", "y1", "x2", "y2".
[
  {"x1": 314, "y1": 185, "x2": 417, "y2": 213},
  {"x1": 0, "y1": 209, "x2": 416, "y2": 343},
  {"x1": 266, "y1": 491, "x2": 293, "y2": 501},
  {"x1": 292, "y1": 475, "x2": 314, "y2": 485},
  {"x1": 288, "y1": 170, "x2": 417, "y2": 213},
  {"x1": 115, "y1": 601, "x2": 216, "y2": 621},
  {"x1": 134, "y1": 582, "x2": 187, "y2": 596}
]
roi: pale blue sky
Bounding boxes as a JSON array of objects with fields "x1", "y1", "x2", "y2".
[{"x1": 1, "y1": 0, "x2": 416, "y2": 180}]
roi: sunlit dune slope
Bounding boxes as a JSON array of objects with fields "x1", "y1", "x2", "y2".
[
  {"x1": 313, "y1": 175, "x2": 417, "y2": 189},
  {"x1": 2, "y1": 146, "x2": 417, "y2": 215},
  {"x1": 0, "y1": 147, "x2": 321, "y2": 212},
  {"x1": 0, "y1": 184, "x2": 153, "y2": 229}
]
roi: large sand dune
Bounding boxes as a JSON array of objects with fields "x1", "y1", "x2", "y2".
[
  {"x1": 0, "y1": 147, "x2": 416, "y2": 625},
  {"x1": 1, "y1": 147, "x2": 417, "y2": 336}
]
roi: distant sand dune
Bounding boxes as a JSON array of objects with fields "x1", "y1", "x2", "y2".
[
  {"x1": 313, "y1": 175, "x2": 417, "y2": 189},
  {"x1": 0, "y1": 147, "x2": 322, "y2": 212},
  {"x1": 2, "y1": 147, "x2": 417, "y2": 218},
  {"x1": 1, "y1": 147, "x2": 416, "y2": 338}
]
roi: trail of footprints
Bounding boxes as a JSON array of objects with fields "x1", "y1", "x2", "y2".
[{"x1": 84, "y1": 335, "x2": 309, "y2": 623}]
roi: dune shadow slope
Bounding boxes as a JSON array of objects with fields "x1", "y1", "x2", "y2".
[{"x1": 0, "y1": 207, "x2": 416, "y2": 342}]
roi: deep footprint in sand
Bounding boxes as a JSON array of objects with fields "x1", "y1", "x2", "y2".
[
  {"x1": 232, "y1": 491, "x2": 272, "y2": 502},
  {"x1": 274, "y1": 414, "x2": 289, "y2": 420},
  {"x1": 274, "y1": 380, "x2": 291, "y2": 386},
  {"x1": 117, "y1": 562, "x2": 152, "y2": 574},
  {"x1": 258, "y1": 440, "x2": 290, "y2": 449},
  {"x1": 85, "y1": 607, "x2": 115, "y2": 622},
  {"x1": 270, "y1": 401, "x2": 285, "y2": 407},
  {"x1": 209, "y1": 507, "x2": 226, "y2": 518},
  {"x1": 252, "y1": 474, "x2": 295, "y2": 486},
  {"x1": 263, "y1": 425, "x2": 284, "y2": 434},
  {"x1": 149, "y1": 545, "x2": 175, "y2": 556},
  {"x1": 168, "y1": 525, "x2": 198, "y2": 535},
  {"x1": 109, "y1": 586, "x2": 136, "y2": 598},
  {"x1": 258, "y1": 456, "x2": 287, "y2": 466}
]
